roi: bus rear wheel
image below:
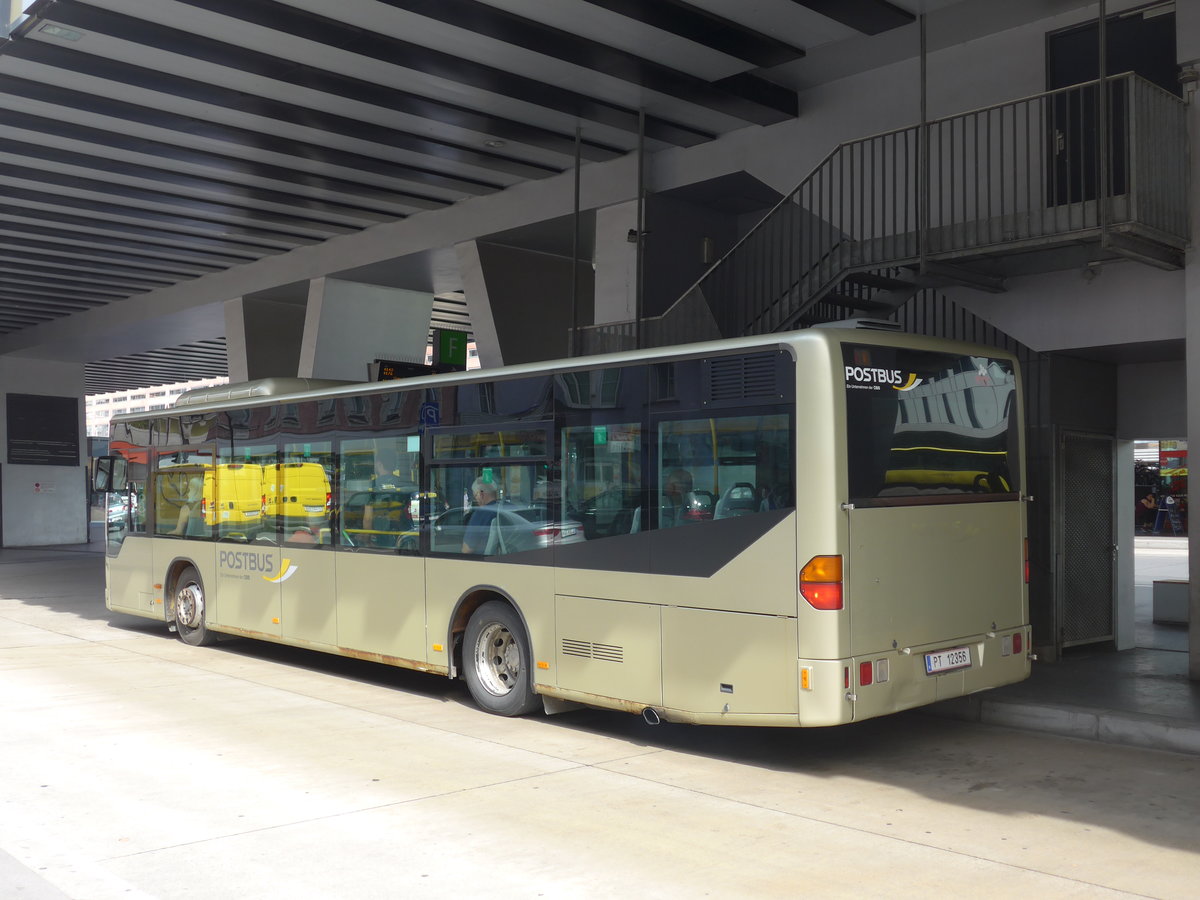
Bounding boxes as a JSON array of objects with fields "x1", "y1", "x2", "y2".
[
  {"x1": 173, "y1": 566, "x2": 215, "y2": 647},
  {"x1": 463, "y1": 601, "x2": 540, "y2": 716}
]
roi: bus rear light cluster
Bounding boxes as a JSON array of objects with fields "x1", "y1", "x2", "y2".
[
  {"x1": 1001, "y1": 631, "x2": 1024, "y2": 657},
  {"x1": 858, "y1": 659, "x2": 890, "y2": 687},
  {"x1": 800, "y1": 555, "x2": 843, "y2": 610}
]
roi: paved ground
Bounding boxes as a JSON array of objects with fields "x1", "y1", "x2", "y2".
[{"x1": 3, "y1": 545, "x2": 1200, "y2": 898}]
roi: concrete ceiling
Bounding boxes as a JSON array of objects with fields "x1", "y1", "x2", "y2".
[{"x1": 0, "y1": 0, "x2": 1085, "y2": 393}]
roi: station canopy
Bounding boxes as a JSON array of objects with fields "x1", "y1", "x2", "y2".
[{"x1": 0, "y1": 0, "x2": 928, "y2": 393}]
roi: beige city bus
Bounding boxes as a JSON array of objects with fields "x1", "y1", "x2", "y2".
[{"x1": 95, "y1": 325, "x2": 1031, "y2": 727}]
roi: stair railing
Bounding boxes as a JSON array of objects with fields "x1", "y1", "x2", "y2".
[{"x1": 575, "y1": 73, "x2": 1185, "y2": 352}]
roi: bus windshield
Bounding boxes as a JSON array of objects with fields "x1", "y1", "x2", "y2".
[{"x1": 843, "y1": 343, "x2": 1020, "y2": 503}]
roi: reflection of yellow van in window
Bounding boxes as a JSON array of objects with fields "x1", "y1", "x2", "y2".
[
  {"x1": 156, "y1": 463, "x2": 266, "y2": 535},
  {"x1": 267, "y1": 462, "x2": 331, "y2": 528}
]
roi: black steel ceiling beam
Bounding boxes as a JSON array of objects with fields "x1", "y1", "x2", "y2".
[
  {"x1": 4, "y1": 39, "x2": 559, "y2": 182},
  {"x1": 0, "y1": 267, "x2": 171, "y2": 296},
  {"x1": 372, "y1": 0, "x2": 797, "y2": 125},
  {"x1": 0, "y1": 296, "x2": 106, "y2": 314},
  {"x1": 0, "y1": 309, "x2": 55, "y2": 324},
  {"x1": 170, "y1": 0, "x2": 716, "y2": 147},
  {"x1": 0, "y1": 235, "x2": 217, "y2": 277},
  {"x1": 0, "y1": 109, "x2": 451, "y2": 213},
  {"x1": 43, "y1": 0, "x2": 625, "y2": 164},
  {"x1": 0, "y1": 137, "x2": 402, "y2": 225},
  {"x1": 0, "y1": 267, "x2": 151, "y2": 293},
  {"x1": 0, "y1": 184, "x2": 324, "y2": 249},
  {"x1": 0, "y1": 284, "x2": 114, "y2": 304},
  {"x1": 0, "y1": 160, "x2": 364, "y2": 237},
  {"x1": 578, "y1": 0, "x2": 805, "y2": 67},
  {"x1": 0, "y1": 210, "x2": 268, "y2": 263},
  {"x1": 788, "y1": 0, "x2": 915, "y2": 36},
  {"x1": 0, "y1": 249, "x2": 185, "y2": 283},
  {"x1": 0, "y1": 73, "x2": 505, "y2": 197},
  {"x1": 0, "y1": 293, "x2": 103, "y2": 311}
]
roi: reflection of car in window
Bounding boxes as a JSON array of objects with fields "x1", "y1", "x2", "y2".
[
  {"x1": 267, "y1": 462, "x2": 330, "y2": 530},
  {"x1": 431, "y1": 503, "x2": 585, "y2": 554},
  {"x1": 680, "y1": 490, "x2": 714, "y2": 523},
  {"x1": 107, "y1": 494, "x2": 138, "y2": 530}
]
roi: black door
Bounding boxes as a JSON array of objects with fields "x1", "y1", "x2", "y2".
[{"x1": 1046, "y1": 4, "x2": 1178, "y2": 206}]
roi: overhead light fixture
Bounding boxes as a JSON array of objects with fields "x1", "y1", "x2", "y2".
[
  {"x1": 39, "y1": 23, "x2": 84, "y2": 41},
  {"x1": 484, "y1": 139, "x2": 506, "y2": 149}
]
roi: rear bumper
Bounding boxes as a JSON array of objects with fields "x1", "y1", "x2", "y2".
[{"x1": 798, "y1": 626, "x2": 1032, "y2": 726}]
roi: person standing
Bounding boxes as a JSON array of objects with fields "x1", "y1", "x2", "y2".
[{"x1": 462, "y1": 477, "x2": 499, "y2": 554}]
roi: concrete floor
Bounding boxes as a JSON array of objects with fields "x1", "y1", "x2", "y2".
[{"x1": 2, "y1": 535, "x2": 1199, "y2": 898}]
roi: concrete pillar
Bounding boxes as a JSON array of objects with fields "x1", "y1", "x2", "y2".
[
  {"x1": 456, "y1": 240, "x2": 503, "y2": 369},
  {"x1": 1181, "y1": 5, "x2": 1200, "y2": 679},
  {"x1": 298, "y1": 278, "x2": 434, "y2": 382},
  {"x1": 1114, "y1": 438, "x2": 1135, "y2": 651},
  {"x1": 0, "y1": 356, "x2": 88, "y2": 546},
  {"x1": 456, "y1": 239, "x2": 594, "y2": 368},
  {"x1": 224, "y1": 296, "x2": 306, "y2": 382},
  {"x1": 1187, "y1": 222, "x2": 1200, "y2": 680}
]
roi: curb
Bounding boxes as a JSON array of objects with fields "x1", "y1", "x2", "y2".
[{"x1": 926, "y1": 696, "x2": 1200, "y2": 757}]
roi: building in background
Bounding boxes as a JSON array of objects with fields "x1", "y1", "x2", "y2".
[{"x1": 85, "y1": 377, "x2": 228, "y2": 438}]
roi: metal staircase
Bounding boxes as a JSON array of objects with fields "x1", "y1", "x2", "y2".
[{"x1": 577, "y1": 72, "x2": 1188, "y2": 353}]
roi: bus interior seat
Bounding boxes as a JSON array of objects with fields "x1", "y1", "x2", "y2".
[{"x1": 484, "y1": 515, "x2": 508, "y2": 556}]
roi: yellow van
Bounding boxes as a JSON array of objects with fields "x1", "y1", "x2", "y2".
[
  {"x1": 266, "y1": 462, "x2": 331, "y2": 533},
  {"x1": 155, "y1": 463, "x2": 266, "y2": 536}
]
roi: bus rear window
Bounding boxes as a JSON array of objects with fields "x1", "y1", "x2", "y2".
[{"x1": 843, "y1": 343, "x2": 1020, "y2": 503}]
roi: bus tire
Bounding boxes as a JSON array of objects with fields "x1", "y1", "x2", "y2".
[
  {"x1": 463, "y1": 600, "x2": 540, "y2": 716},
  {"x1": 173, "y1": 566, "x2": 215, "y2": 647}
]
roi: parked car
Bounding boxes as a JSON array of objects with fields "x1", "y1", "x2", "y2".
[
  {"x1": 431, "y1": 503, "x2": 585, "y2": 555},
  {"x1": 106, "y1": 494, "x2": 137, "y2": 531}
]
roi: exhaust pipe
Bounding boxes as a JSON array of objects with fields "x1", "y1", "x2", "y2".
[{"x1": 641, "y1": 707, "x2": 662, "y2": 726}]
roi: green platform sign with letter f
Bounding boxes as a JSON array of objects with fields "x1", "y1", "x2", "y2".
[{"x1": 433, "y1": 329, "x2": 468, "y2": 369}]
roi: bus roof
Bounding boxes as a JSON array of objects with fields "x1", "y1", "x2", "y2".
[{"x1": 109, "y1": 326, "x2": 1018, "y2": 424}]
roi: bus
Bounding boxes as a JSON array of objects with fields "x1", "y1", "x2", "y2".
[{"x1": 94, "y1": 325, "x2": 1030, "y2": 727}]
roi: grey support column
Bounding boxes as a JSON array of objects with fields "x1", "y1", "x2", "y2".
[
  {"x1": 224, "y1": 296, "x2": 306, "y2": 382},
  {"x1": 456, "y1": 239, "x2": 593, "y2": 368},
  {"x1": 0, "y1": 357, "x2": 87, "y2": 546},
  {"x1": 1182, "y1": 11, "x2": 1200, "y2": 678},
  {"x1": 298, "y1": 278, "x2": 434, "y2": 382}
]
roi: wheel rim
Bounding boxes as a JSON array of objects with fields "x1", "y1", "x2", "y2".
[
  {"x1": 472, "y1": 621, "x2": 521, "y2": 697},
  {"x1": 176, "y1": 581, "x2": 204, "y2": 629}
]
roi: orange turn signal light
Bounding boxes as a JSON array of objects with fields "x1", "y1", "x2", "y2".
[{"x1": 800, "y1": 555, "x2": 843, "y2": 610}]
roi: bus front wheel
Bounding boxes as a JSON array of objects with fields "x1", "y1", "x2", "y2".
[
  {"x1": 463, "y1": 601, "x2": 540, "y2": 716},
  {"x1": 173, "y1": 566, "x2": 215, "y2": 647}
]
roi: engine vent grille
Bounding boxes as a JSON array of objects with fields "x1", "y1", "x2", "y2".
[
  {"x1": 562, "y1": 638, "x2": 624, "y2": 663},
  {"x1": 705, "y1": 353, "x2": 779, "y2": 403}
]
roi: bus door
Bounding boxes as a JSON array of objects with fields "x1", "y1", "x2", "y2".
[
  {"x1": 151, "y1": 444, "x2": 219, "y2": 621},
  {"x1": 212, "y1": 443, "x2": 280, "y2": 638},
  {"x1": 334, "y1": 435, "x2": 427, "y2": 661},
  {"x1": 277, "y1": 440, "x2": 337, "y2": 648},
  {"x1": 100, "y1": 443, "x2": 156, "y2": 615}
]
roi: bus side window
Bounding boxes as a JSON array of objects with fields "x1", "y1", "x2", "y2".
[
  {"x1": 339, "y1": 436, "x2": 419, "y2": 553},
  {"x1": 656, "y1": 414, "x2": 793, "y2": 528},
  {"x1": 560, "y1": 422, "x2": 642, "y2": 541}
]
